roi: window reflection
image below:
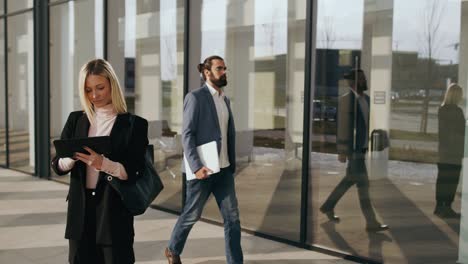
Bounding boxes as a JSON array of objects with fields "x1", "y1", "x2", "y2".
[
  {"x1": 192, "y1": 0, "x2": 305, "y2": 241},
  {"x1": 108, "y1": 0, "x2": 185, "y2": 211},
  {"x1": 7, "y1": 0, "x2": 32, "y2": 13},
  {"x1": 0, "y1": 19, "x2": 4, "y2": 166},
  {"x1": 201, "y1": 0, "x2": 227, "y2": 59},
  {"x1": 49, "y1": 0, "x2": 105, "y2": 181},
  {"x1": 7, "y1": 13, "x2": 34, "y2": 173},
  {"x1": 160, "y1": 0, "x2": 178, "y2": 81},
  {"x1": 311, "y1": 0, "x2": 466, "y2": 263},
  {"x1": 254, "y1": 0, "x2": 287, "y2": 58}
]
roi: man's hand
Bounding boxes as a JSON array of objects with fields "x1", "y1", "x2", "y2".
[
  {"x1": 195, "y1": 166, "x2": 213, "y2": 180},
  {"x1": 338, "y1": 154, "x2": 347, "y2": 163}
]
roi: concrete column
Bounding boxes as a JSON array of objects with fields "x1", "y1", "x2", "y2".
[
  {"x1": 226, "y1": 0, "x2": 254, "y2": 160},
  {"x1": 134, "y1": 6, "x2": 161, "y2": 121},
  {"x1": 362, "y1": 0, "x2": 393, "y2": 179},
  {"x1": 49, "y1": 3, "x2": 74, "y2": 138},
  {"x1": 286, "y1": 0, "x2": 306, "y2": 156},
  {"x1": 107, "y1": 0, "x2": 126, "y2": 94}
]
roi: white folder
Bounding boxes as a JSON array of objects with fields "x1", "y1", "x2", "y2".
[{"x1": 183, "y1": 141, "x2": 220, "y2": 181}]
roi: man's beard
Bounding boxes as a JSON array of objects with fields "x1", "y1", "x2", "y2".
[
  {"x1": 211, "y1": 75, "x2": 227, "y2": 88},
  {"x1": 357, "y1": 82, "x2": 368, "y2": 93}
]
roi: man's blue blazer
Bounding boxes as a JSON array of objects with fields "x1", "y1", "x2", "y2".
[{"x1": 182, "y1": 84, "x2": 236, "y2": 174}]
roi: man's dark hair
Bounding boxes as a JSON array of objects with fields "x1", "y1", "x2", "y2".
[
  {"x1": 197, "y1": 55, "x2": 224, "y2": 81},
  {"x1": 343, "y1": 68, "x2": 364, "y2": 81}
]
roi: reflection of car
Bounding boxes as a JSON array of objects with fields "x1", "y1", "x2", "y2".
[
  {"x1": 391, "y1": 91, "x2": 399, "y2": 102},
  {"x1": 313, "y1": 100, "x2": 337, "y2": 121}
]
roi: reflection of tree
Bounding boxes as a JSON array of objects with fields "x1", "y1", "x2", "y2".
[
  {"x1": 419, "y1": 0, "x2": 445, "y2": 133},
  {"x1": 259, "y1": 3, "x2": 282, "y2": 56},
  {"x1": 260, "y1": 22, "x2": 274, "y2": 55},
  {"x1": 161, "y1": 36, "x2": 176, "y2": 81},
  {"x1": 321, "y1": 16, "x2": 336, "y2": 49}
]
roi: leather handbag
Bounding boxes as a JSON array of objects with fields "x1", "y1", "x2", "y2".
[
  {"x1": 110, "y1": 115, "x2": 164, "y2": 216},
  {"x1": 117, "y1": 145, "x2": 164, "y2": 216}
]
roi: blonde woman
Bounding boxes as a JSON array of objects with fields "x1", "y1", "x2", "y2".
[
  {"x1": 51, "y1": 59, "x2": 148, "y2": 263},
  {"x1": 435, "y1": 83, "x2": 465, "y2": 218}
]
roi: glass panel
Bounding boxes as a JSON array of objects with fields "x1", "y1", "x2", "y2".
[
  {"x1": 310, "y1": 0, "x2": 466, "y2": 263},
  {"x1": 189, "y1": 0, "x2": 306, "y2": 240},
  {"x1": 0, "y1": 0, "x2": 4, "y2": 14},
  {"x1": 7, "y1": 0, "x2": 32, "y2": 13},
  {"x1": 0, "y1": 19, "x2": 5, "y2": 166},
  {"x1": 107, "y1": 0, "x2": 185, "y2": 211},
  {"x1": 7, "y1": 12, "x2": 34, "y2": 173},
  {"x1": 49, "y1": 0, "x2": 104, "y2": 181}
]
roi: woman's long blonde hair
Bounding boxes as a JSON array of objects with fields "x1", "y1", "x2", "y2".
[
  {"x1": 78, "y1": 59, "x2": 127, "y2": 124},
  {"x1": 442, "y1": 83, "x2": 463, "y2": 106}
]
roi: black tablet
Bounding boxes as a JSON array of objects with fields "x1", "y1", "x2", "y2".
[{"x1": 53, "y1": 136, "x2": 111, "y2": 158}]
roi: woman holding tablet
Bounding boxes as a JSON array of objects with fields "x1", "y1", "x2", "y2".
[{"x1": 51, "y1": 59, "x2": 148, "y2": 264}]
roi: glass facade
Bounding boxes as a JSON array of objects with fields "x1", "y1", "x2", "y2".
[
  {"x1": 188, "y1": 0, "x2": 306, "y2": 241},
  {"x1": 7, "y1": 12, "x2": 34, "y2": 173},
  {"x1": 7, "y1": 0, "x2": 33, "y2": 13},
  {"x1": 49, "y1": 0, "x2": 104, "y2": 180},
  {"x1": 0, "y1": 19, "x2": 4, "y2": 166},
  {"x1": 309, "y1": 0, "x2": 467, "y2": 263},
  {"x1": 107, "y1": 0, "x2": 185, "y2": 211},
  {"x1": 0, "y1": 1, "x2": 467, "y2": 263}
]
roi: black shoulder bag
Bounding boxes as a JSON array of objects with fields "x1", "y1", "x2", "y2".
[{"x1": 110, "y1": 114, "x2": 164, "y2": 216}]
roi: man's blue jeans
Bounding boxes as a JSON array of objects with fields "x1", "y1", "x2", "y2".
[{"x1": 168, "y1": 168, "x2": 243, "y2": 264}]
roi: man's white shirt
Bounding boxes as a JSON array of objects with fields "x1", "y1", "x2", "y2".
[{"x1": 206, "y1": 82, "x2": 230, "y2": 169}]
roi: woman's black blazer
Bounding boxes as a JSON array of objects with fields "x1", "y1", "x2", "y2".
[
  {"x1": 51, "y1": 111, "x2": 148, "y2": 245},
  {"x1": 438, "y1": 104, "x2": 465, "y2": 165}
]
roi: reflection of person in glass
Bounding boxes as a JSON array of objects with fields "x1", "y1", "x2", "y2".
[
  {"x1": 435, "y1": 83, "x2": 465, "y2": 218},
  {"x1": 320, "y1": 69, "x2": 389, "y2": 232},
  {"x1": 51, "y1": 59, "x2": 149, "y2": 263}
]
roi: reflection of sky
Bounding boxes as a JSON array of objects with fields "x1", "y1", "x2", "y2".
[
  {"x1": 393, "y1": 0, "x2": 460, "y2": 64},
  {"x1": 254, "y1": 0, "x2": 287, "y2": 57},
  {"x1": 317, "y1": 0, "x2": 461, "y2": 63},
  {"x1": 95, "y1": 0, "x2": 104, "y2": 58},
  {"x1": 317, "y1": 0, "x2": 364, "y2": 49},
  {"x1": 160, "y1": 0, "x2": 177, "y2": 81},
  {"x1": 201, "y1": 0, "x2": 289, "y2": 59},
  {"x1": 125, "y1": 0, "x2": 136, "y2": 58},
  {"x1": 201, "y1": 0, "x2": 227, "y2": 59}
]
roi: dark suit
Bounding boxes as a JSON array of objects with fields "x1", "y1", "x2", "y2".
[
  {"x1": 321, "y1": 91, "x2": 380, "y2": 224},
  {"x1": 437, "y1": 104, "x2": 465, "y2": 205},
  {"x1": 168, "y1": 85, "x2": 243, "y2": 264},
  {"x1": 51, "y1": 111, "x2": 148, "y2": 264}
]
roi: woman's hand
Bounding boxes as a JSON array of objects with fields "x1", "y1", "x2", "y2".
[{"x1": 74, "y1": 146, "x2": 104, "y2": 170}]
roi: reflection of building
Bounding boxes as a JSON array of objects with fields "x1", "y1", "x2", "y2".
[
  {"x1": 315, "y1": 49, "x2": 361, "y2": 99},
  {"x1": 0, "y1": 1, "x2": 467, "y2": 264},
  {"x1": 316, "y1": 49, "x2": 460, "y2": 102},
  {"x1": 393, "y1": 51, "x2": 458, "y2": 100}
]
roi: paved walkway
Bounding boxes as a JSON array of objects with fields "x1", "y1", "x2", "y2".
[{"x1": 0, "y1": 168, "x2": 354, "y2": 264}]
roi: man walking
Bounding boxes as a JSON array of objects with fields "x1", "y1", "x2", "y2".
[
  {"x1": 165, "y1": 55, "x2": 243, "y2": 264},
  {"x1": 319, "y1": 68, "x2": 389, "y2": 232}
]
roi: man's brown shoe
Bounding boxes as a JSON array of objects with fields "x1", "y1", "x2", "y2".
[{"x1": 165, "y1": 247, "x2": 182, "y2": 264}]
